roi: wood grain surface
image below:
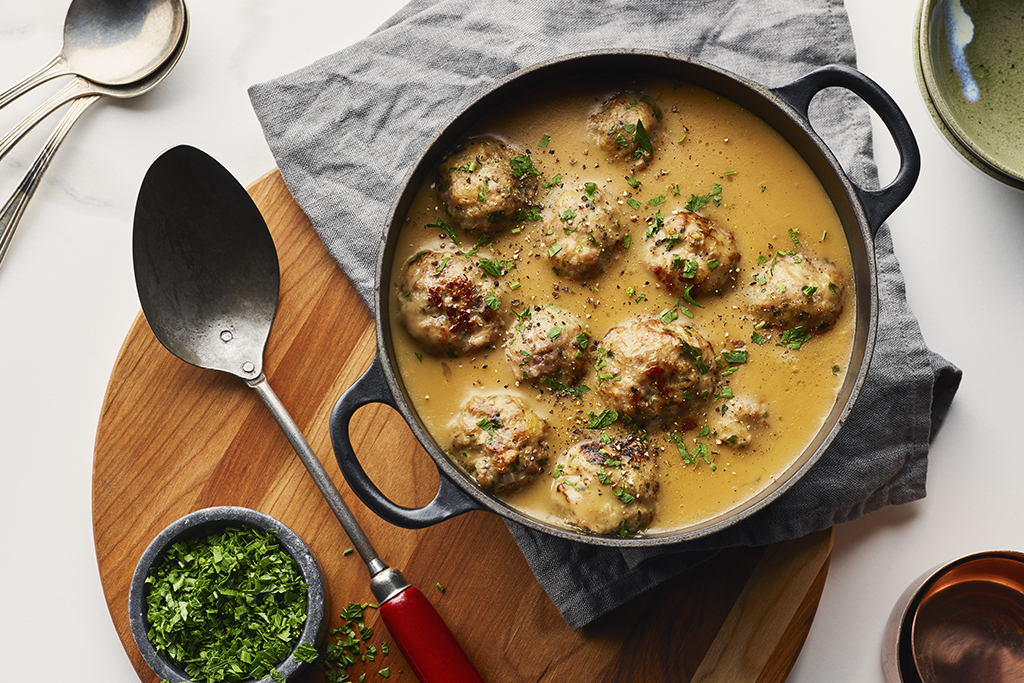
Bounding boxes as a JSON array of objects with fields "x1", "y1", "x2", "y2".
[{"x1": 92, "y1": 168, "x2": 833, "y2": 683}]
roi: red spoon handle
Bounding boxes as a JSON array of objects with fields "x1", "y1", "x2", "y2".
[{"x1": 379, "y1": 585, "x2": 485, "y2": 683}]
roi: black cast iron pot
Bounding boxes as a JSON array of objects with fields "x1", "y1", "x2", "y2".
[{"x1": 328, "y1": 49, "x2": 920, "y2": 547}]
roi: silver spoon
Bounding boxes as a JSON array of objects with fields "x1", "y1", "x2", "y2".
[
  {"x1": 0, "y1": 6, "x2": 188, "y2": 270},
  {"x1": 131, "y1": 145, "x2": 485, "y2": 683},
  {"x1": 0, "y1": 0, "x2": 186, "y2": 110},
  {"x1": 0, "y1": 0, "x2": 189, "y2": 163}
]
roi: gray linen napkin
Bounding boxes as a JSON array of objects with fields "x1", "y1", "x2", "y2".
[{"x1": 248, "y1": 0, "x2": 962, "y2": 629}]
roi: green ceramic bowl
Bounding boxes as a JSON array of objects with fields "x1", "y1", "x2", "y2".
[{"x1": 914, "y1": 0, "x2": 1024, "y2": 189}]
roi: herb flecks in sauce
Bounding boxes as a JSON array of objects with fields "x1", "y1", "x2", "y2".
[{"x1": 389, "y1": 76, "x2": 854, "y2": 535}]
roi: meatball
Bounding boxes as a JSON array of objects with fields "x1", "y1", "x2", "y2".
[
  {"x1": 748, "y1": 253, "x2": 845, "y2": 331},
  {"x1": 541, "y1": 183, "x2": 622, "y2": 278},
  {"x1": 437, "y1": 137, "x2": 537, "y2": 233},
  {"x1": 587, "y1": 92, "x2": 660, "y2": 169},
  {"x1": 710, "y1": 397, "x2": 769, "y2": 448},
  {"x1": 596, "y1": 316, "x2": 718, "y2": 422},
  {"x1": 451, "y1": 395, "x2": 549, "y2": 493},
  {"x1": 552, "y1": 436, "x2": 658, "y2": 535},
  {"x1": 396, "y1": 250, "x2": 501, "y2": 356},
  {"x1": 505, "y1": 304, "x2": 589, "y2": 385},
  {"x1": 645, "y1": 211, "x2": 740, "y2": 295}
]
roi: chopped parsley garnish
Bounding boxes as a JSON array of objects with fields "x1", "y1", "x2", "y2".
[
  {"x1": 584, "y1": 182, "x2": 597, "y2": 200},
  {"x1": 681, "y1": 288, "x2": 703, "y2": 312},
  {"x1": 539, "y1": 134, "x2": 550, "y2": 148},
  {"x1": 317, "y1": 602, "x2": 388, "y2": 683},
  {"x1": 722, "y1": 349, "x2": 748, "y2": 364},
  {"x1": 548, "y1": 243, "x2": 563, "y2": 257},
  {"x1": 626, "y1": 176, "x2": 642, "y2": 189},
  {"x1": 685, "y1": 183, "x2": 723, "y2": 212},
  {"x1": 483, "y1": 291, "x2": 501, "y2": 310},
  {"x1": 426, "y1": 219, "x2": 460, "y2": 245},
  {"x1": 648, "y1": 194, "x2": 666, "y2": 207},
  {"x1": 752, "y1": 330, "x2": 768, "y2": 345},
  {"x1": 516, "y1": 206, "x2": 542, "y2": 221},
  {"x1": 778, "y1": 326, "x2": 811, "y2": 350},
  {"x1": 465, "y1": 234, "x2": 491, "y2": 257},
  {"x1": 615, "y1": 488, "x2": 636, "y2": 505},
  {"x1": 547, "y1": 326, "x2": 563, "y2": 339},
  {"x1": 586, "y1": 409, "x2": 619, "y2": 429},
  {"x1": 543, "y1": 377, "x2": 590, "y2": 400},
  {"x1": 510, "y1": 154, "x2": 541, "y2": 178},
  {"x1": 432, "y1": 256, "x2": 450, "y2": 276},
  {"x1": 543, "y1": 174, "x2": 563, "y2": 191},
  {"x1": 633, "y1": 119, "x2": 653, "y2": 159},
  {"x1": 143, "y1": 526, "x2": 309, "y2": 683},
  {"x1": 626, "y1": 197, "x2": 642, "y2": 210},
  {"x1": 559, "y1": 209, "x2": 577, "y2": 222},
  {"x1": 478, "y1": 258, "x2": 508, "y2": 277}
]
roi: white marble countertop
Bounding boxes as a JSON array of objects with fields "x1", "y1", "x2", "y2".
[{"x1": 1, "y1": 1, "x2": 1021, "y2": 680}]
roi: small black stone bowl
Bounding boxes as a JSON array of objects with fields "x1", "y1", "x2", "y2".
[{"x1": 128, "y1": 506, "x2": 329, "y2": 683}]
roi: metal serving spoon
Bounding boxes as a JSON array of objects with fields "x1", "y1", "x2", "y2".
[
  {"x1": 132, "y1": 145, "x2": 485, "y2": 683},
  {"x1": 0, "y1": 0, "x2": 186, "y2": 110},
  {"x1": 0, "y1": 4, "x2": 188, "y2": 270}
]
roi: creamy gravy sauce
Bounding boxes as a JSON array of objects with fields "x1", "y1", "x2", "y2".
[{"x1": 387, "y1": 77, "x2": 854, "y2": 535}]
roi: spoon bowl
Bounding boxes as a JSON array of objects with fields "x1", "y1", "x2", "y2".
[
  {"x1": 0, "y1": 0, "x2": 186, "y2": 110},
  {"x1": 0, "y1": 4, "x2": 188, "y2": 269}
]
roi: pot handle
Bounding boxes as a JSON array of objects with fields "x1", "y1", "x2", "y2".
[
  {"x1": 772, "y1": 64, "x2": 920, "y2": 236},
  {"x1": 329, "y1": 355, "x2": 483, "y2": 528}
]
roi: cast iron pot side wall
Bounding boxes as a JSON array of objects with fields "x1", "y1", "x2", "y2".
[{"x1": 330, "y1": 49, "x2": 919, "y2": 547}]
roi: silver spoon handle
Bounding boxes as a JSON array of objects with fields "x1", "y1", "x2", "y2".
[
  {"x1": 0, "y1": 77, "x2": 94, "y2": 163},
  {"x1": 0, "y1": 55, "x2": 67, "y2": 111},
  {"x1": 247, "y1": 374, "x2": 386, "y2": 574},
  {"x1": 0, "y1": 95, "x2": 98, "y2": 270}
]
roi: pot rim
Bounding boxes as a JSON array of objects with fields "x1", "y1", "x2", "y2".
[{"x1": 355, "y1": 49, "x2": 895, "y2": 547}]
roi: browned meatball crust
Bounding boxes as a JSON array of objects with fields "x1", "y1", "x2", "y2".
[
  {"x1": 541, "y1": 183, "x2": 622, "y2": 278},
  {"x1": 596, "y1": 316, "x2": 718, "y2": 422},
  {"x1": 645, "y1": 210, "x2": 740, "y2": 296},
  {"x1": 396, "y1": 250, "x2": 501, "y2": 356},
  {"x1": 437, "y1": 137, "x2": 538, "y2": 233},
  {"x1": 747, "y1": 253, "x2": 845, "y2": 332},
  {"x1": 505, "y1": 304, "x2": 589, "y2": 385},
  {"x1": 451, "y1": 395, "x2": 548, "y2": 493},
  {"x1": 552, "y1": 436, "x2": 658, "y2": 535},
  {"x1": 587, "y1": 92, "x2": 660, "y2": 169}
]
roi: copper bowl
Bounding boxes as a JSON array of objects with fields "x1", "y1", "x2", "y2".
[{"x1": 883, "y1": 550, "x2": 1024, "y2": 683}]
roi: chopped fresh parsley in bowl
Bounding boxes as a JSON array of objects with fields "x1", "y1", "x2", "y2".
[{"x1": 128, "y1": 506, "x2": 328, "y2": 683}]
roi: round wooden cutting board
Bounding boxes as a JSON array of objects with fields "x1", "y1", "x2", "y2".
[{"x1": 93, "y1": 168, "x2": 833, "y2": 683}]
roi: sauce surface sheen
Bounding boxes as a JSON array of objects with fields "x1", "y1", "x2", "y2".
[{"x1": 387, "y1": 76, "x2": 854, "y2": 535}]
